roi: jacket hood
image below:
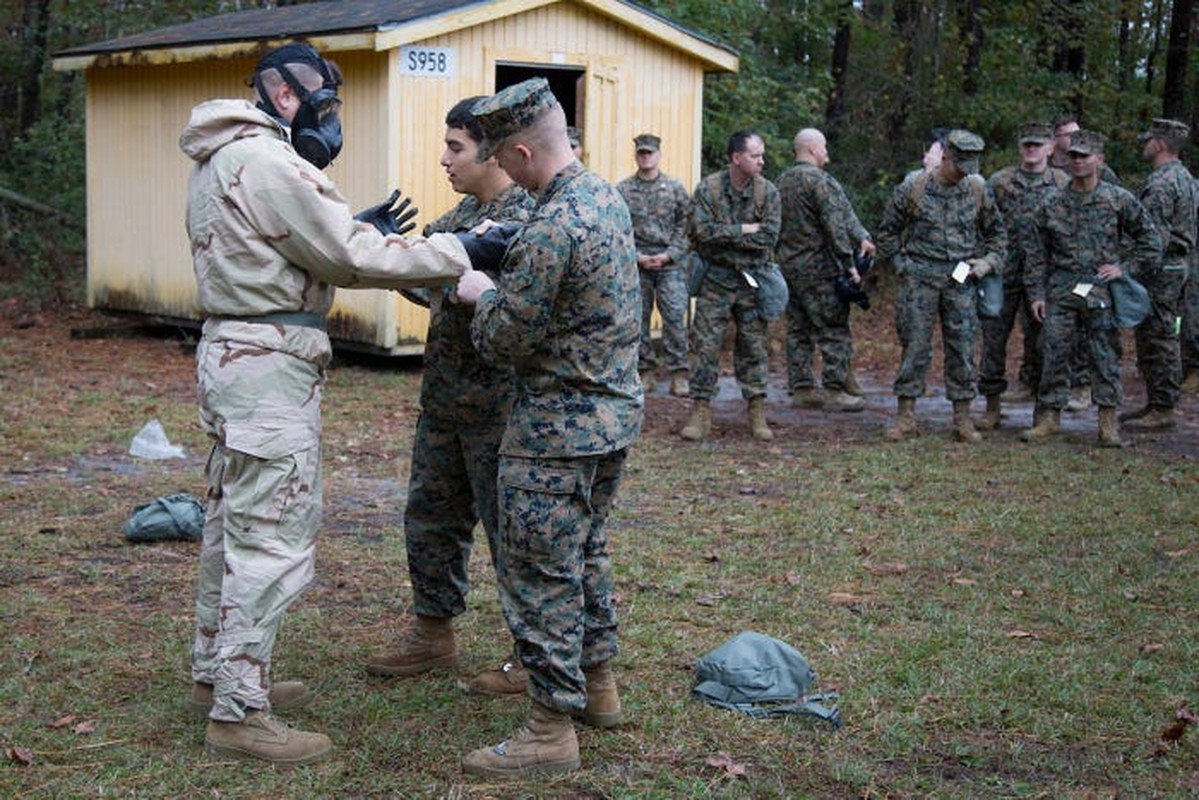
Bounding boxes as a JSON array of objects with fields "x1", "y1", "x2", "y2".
[{"x1": 179, "y1": 99, "x2": 286, "y2": 163}]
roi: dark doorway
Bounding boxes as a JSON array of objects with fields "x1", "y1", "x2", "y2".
[{"x1": 494, "y1": 63, "x2": 585, "y2": 130}]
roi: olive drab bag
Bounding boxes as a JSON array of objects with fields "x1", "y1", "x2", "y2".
[
  {"x1": 1107, "y1": 273, "x2": 1151, "y2": 328},
  {"x1": 123, "y1": 493, "x2": 205, "y2": 543},
  {"x1": 692, "y1": 631, "x2": 841, "y2": 727}
]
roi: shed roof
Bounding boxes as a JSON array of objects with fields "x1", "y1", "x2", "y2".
[{"x1": 54, "y1": 0, "x2": 738, "y2": 73}]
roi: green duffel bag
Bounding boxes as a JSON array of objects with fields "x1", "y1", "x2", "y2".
[{"x1": 123, "y1": 493, "x2": 205, "y2": 543}]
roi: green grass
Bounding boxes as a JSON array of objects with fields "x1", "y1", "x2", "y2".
[{"x1": 0, "y1": 324, "x2": 1196, "y2": 798}]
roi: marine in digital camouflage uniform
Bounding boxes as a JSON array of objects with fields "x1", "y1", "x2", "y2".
[
  {"x1": 681, "y1": 131, "x2": 782, "y2": 442},
  {"x1": 1121, "y1": 119, "x2": 1197, "y2": 429},
  {"x1": 775, "y1": 128, "x2": 873, "y2": 413},
  {"x1": 978, "y1": 122, "x2": 1068, "y2": 428},
  {"x1": 363, "y1": 97, "x2": 533, "y2": 682},
  {"x1": 875, "y1": 129, "x2": 1007, "y2": 442},
  {"x1": 454, "y1": 78, "x2": 643, "y2": 777},
  {"x1": 616, "y1": 133, "x2": 692, "y2": 396},
  {"x1": 1021, "y1": 129, "x2": 1162, "y2": 447},
  {"x1": 180, "y1": 43, "x2": 469, "y2": 764}
]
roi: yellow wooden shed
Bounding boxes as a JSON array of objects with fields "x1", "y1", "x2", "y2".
[{"x1": 53, "y1": 0, "x2": 737, "y2": 354}]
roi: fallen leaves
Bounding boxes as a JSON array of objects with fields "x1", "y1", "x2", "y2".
[
  {"x1": 706, "y1": 751, "x2": 748, "y2": 777},
  {"x1": 1154, "y1": 707, "x2": 1197, "y2": 757},
  {"x1": 6, "y1": 746, "x2": 34, "y2": 766},
  {"x1": 863, "y1": 561, "x2": 908, "y2": 576}
]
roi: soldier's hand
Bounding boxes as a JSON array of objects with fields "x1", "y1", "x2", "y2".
[
  {"x1": 859, "y1": 240, "x2": 876, "y2": 258},
  {"x1": 967, "y1": 258, "x2": 993, "y2": 280},
  {"x1": 453, "y1": 266, "x2": 496, "y2": 305},
  {"x1": 354, "y1": 189, "x2": 419, "y2": 236},
  {"x1": 1030, "y1": 300, "x2": 1046, "y2": 323},
  {"x1": 1097, "y1": 263, "x2": 1122, "y2": 281}
]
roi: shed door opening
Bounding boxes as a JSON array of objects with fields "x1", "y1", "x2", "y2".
[{"x1": 494, "y1": 63, "x2": 585, "y2": 134}]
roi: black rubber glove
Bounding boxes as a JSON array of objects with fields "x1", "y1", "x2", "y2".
[
  {"x1": 454, "y1": 224, "x2": 521, "y2": 274},
  {"x1": 354, "y1": 190, "x2": 418, "y2": 236}
]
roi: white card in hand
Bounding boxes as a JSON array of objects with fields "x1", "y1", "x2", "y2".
[
  {"x1": 952, "y1": 261, "x2": 971, "y2": 284},
  {"x1": 1073, "y1": 283, "x2": 1093, "y2": 298}
]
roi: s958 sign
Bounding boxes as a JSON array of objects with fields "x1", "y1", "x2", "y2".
[{"x1": 399, "y1": 46, "x2": 456, "y2": 77}]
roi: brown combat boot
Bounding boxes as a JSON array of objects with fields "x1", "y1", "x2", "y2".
[
  {"x1": 1020, "y1": 407, "x2": 1061, "y2": 442},
  {"x1": 190, "y1": 681, "x2": 311, "y2": 716},
  {"x1": 363, "y1": 615, "x2": 457, "y2": 677},
  {"x1": 884, "y1": 397, "x2": 919, "y2": 441},
  {"x1": 1182, "y1": 370, "x2": 1199, "y2": 393},
  {"x1": 462, "y1": 701, "x2": 581, "y2": 778},
  {"x1": 791, "y1": 387, "x2": 826, "y2": 408},
  {"x1": 639, "y1": 370, "x2": 657, "y2": 393},
  {"x1": 205, "y1": 710, "x2": 331, "y2": 765},
  {"x1": 1066, "y1": 385, "x2": 1091, "y2": 412},
  {"x1": 977, "y1": 395, "x2": 1002, "y2": 431},
  {"x1": 577, "y1": 662, "x2": 622, "y2": 728},
  {"x1": 460, "y1": 657, "x2": 529, "y2": 696},
  {"x1": 951, "y1": 400, "x2": 982, "y2": 443},
  {"x1": 748, "y1": 397, "x2": 773, "y2": 441},
  {"x1": 680, "y1": 399, "x2": 711, "y2": 441},
  {"x1": 1124, "y1": 406, "x2": 1176, "y2": 430},
  {"x1": 669, "y1": 371, "x2": 691, "y2": 397},
  {"x1": 1097, "y1": 406, "x2": 1129, "y2": 448},
  {"x1": 844, "y1": 371, "x2": 865, "y2": 397}
]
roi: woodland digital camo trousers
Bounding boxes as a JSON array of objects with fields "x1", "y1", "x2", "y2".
[
  {"x1": 1037, "y1": 288, "x2": 1123, "y2": 409},
  {"x1": 404, "y1": 412, "x2": 505, "y2": 618},
  {"x1": 496, "y1": 450, "x2": 627, "y2": 713},
  {"x1": 192, "y1": 337, "x2": 323, "y2": 722},
  {"x1": 1183, "y1": 274, "x2": 1199, "y2": 374},
  {"x1": 638, "y1": 266, "x2": 690, "y2": 374},
  {"x1": 1133, "y1": 266, "x2": 1188, "y2": 409},
  {"x1": 978, "y1": 278, "x2": 1041, "y2": 397},
  {"x1": 892, "y1": 270, "x2": 979, "y2": 401},
  {"x1": 783, "y1": 275, "x2": 853, "y2": 392},
  {"x1": 688, "y1": 274, "x2": 770, "y2": 401}
]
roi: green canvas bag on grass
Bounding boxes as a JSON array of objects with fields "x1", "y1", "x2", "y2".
[
  {"x1": 123, "y1": 493, "x2": 204, "y2": 543},
  {"x1": 693, "y1": 631, "x2": 841, "y2": 727}
]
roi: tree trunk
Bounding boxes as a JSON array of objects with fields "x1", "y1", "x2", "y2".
[
  {"x1": 1145, "y1": 0, "x2": 1166, "y2": 96},
  {"x1": 18, "y1": 0, "x2": 51, "y2": 137},
  {"x1": 825, "y1": 1, "x2": 853, "y2": 131},
  {"x1": 962, "y1": 0, "x2": 982, "y2": 96},
  {"x1": 1161, "y1": 0, "x2": 1194, "y2": 118}
]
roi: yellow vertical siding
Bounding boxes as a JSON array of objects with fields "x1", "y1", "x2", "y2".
[{"x1": 84, "y1": 1, "x2": 714, "y2": 354}]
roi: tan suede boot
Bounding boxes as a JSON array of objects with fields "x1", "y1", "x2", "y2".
[
  {"x1": 1097, "y1": 406, "x2": 1129, "y2": 448},
  {"x1": 1020, "y1": 407, "x2": 1061, "y2": 442},
  {"x1": 1066, "y1": 385, "x2": 1091, "y2": 412},
  {"x1": 459, "y1": 657, "x2": 529, "y2": 696},
  {"x1": 669, "y1": 372, "x2": 691, "y2": 397},
  {"x1": 205, "y1": 710, "x2": 331, "y2": 765},
  {"x1": 462, "y1": 701, "x2": 581, "y2": 777},
  {"x1": 1182, "y1": 370, "x2": 1199, "y2": 393},
  {"x1": 363, "y1": 615, "x2": 457, "y2": 676},
  {"x1": 748, "y1": 397, "x2": 773, "y2": 441},
  {"x1": 844, "y1": 371, "x2": 865, "y2": 397},
  {"x1": 680, "y1": 399, "x2": 711, "y2": 441},
  {"x1": 951, "y1": 400, "x2": 982, "y2": 443},
  {"x1": 791, "y1": 387, "x2": 826, "y2": 408},
  {"x1": 190, "y1": 681, "x2": 310, "y2": 716},
  {"x1": 884, "y1": 397, "x2": 919, "y2": 441},
  {"x1": 1124, "y1": 406, "x2": 1176, "y2": 430},
  {"x1": 577, "y1": 662, "x2": 622, "y2": 728},
  {"x1": 977, "y1": 395, "x2": 1002, "y2": 431},
  {"x1": 823, "y1": 390, "x2": 866, "y2": 413},
  {"x1": 639, "y1": 370, "x2": 657, "y2": 393}
]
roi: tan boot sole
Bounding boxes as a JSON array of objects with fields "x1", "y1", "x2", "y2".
[{"x1": 364, "y1": 652, "x2": 459, "y2": 677}]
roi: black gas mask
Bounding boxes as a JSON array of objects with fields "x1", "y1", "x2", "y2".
[{"x1": 253, "y1": 43, "x2": 343, "y2": 169}]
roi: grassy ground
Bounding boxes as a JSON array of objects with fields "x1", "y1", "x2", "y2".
[{"x1": 0, "y1": 306, "x2": 1196, "y2": 798}]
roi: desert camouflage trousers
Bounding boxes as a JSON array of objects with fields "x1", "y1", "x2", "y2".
[
  {"x1": 192, "y1": 338, "x2": 323, "y2": 722},
  {"x1": 404, "y1": 412, "x2": 505, "y2": 618},
  {"x1": 893, "y1": 272, "x2": 978, "y2": 401},
  {"x1": 979, "y1": 279, "x2": 1041, "y2": 397},
  {"x1": 496, "y1": 450, "x2": 627, "y2": 713},
  {"x1": 638, "y1": 267, "x2": 690, "y2": 374},
  {"x1": 1133, "y1": 266, "x2": 1187, "y2": 409},
  {"x1": 1037, "y1": 288, "x2": 1123, "y2": 409},
  {"x1": 689, "y1": 277, "x2": 770, "y2": 401},
  {"x1": 784, "y1": 276, "x2": 853, "y2": 392}
]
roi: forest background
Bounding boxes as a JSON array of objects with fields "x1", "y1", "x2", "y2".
[{"x1": 0, "y1": 0, "x2": 1196, "y2": 306}]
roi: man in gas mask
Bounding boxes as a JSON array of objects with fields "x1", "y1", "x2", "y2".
[{"x1": 179, "y1": 41, "x2": 479, "y2": 765}]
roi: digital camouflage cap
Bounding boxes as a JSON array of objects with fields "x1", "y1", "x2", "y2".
[
  {"x1": 1067, "y1": 129, "x2": 1105, "y2": 155},
  {"x1": 471, "y1": 77, "x2": 560, "y2": 162},
  {"x1": 1139, "y1": 118, "x2": 1190, "y2": 147},
  {"x1": 945, "y1": 129, "x2": 985, "y2": 175},
  {"x1": 1017, "y1": 122, "x2": 1053, "y2": 145},
  {"x1": 634, "y1": 134, "x2": 661, "y2": 152}
]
